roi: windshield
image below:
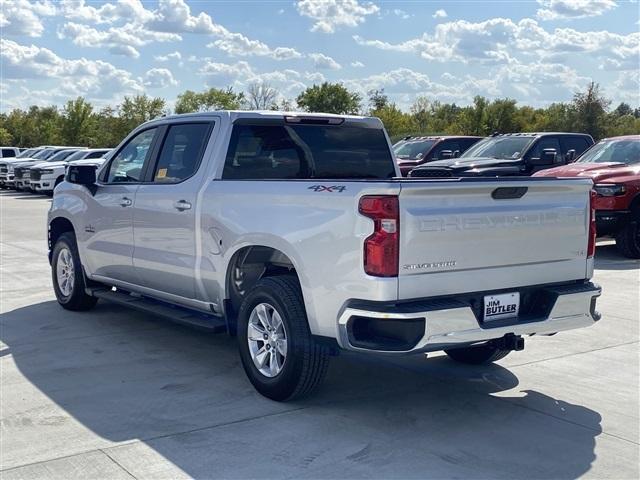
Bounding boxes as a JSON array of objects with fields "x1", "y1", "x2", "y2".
[
  {"x1": 393, "y1": 140, "x2": 436, "y2": 160},
  {"x1": 46, "y1": 150, "x2": 80, "y2": 162},
  {"x1": 65, "y1": 150, "x2": 89, "y2": 161},
  {"x1": 576, "y1": 139, "x2": 640, "y2": 165},
  {"x1": 461, "y1": 136, "x2": 533, "y2": 159},
  {"x1": 33, "y1": 149, "x2": 56, "y2": 159},
  {"x1": 17, "y1": 148, "x2": 39, "y2": 158}
]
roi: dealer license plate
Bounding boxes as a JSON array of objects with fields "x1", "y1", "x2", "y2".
[{"x1": 483, "y1": 292, "x2": 520, "y2": 322}]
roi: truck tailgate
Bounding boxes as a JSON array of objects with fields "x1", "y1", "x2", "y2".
[{"x1": 398, "y1": 178, "x2": 592, "y2": 299}]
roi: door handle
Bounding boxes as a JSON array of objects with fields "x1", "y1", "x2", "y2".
[
  {"x1": 120, "y1": 197, "x2": 132, "y2": 207},
  {"x1": 173, "y1": 200, "x2": 192, "y2": 211}
]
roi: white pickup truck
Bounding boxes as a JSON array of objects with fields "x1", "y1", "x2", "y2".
[{"x1": 48, "y1": 111, "x2": 601, "y2": 401}]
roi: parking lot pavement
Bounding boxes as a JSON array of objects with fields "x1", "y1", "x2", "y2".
[{"x1": 1, "y1": 189, "x2": 638, "y2": 480}]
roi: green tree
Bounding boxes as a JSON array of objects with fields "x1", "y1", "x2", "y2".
[
  {"x1": 92, "y1": 106, "x2": 125, "y2": 147},
  {"x1": 540, "y1": 103, "x2": 576, "y2": 132},
  {"x1": 175, "y1": 87, "x2": 244, "y2": 113},
  {"x1": 410, "y1": 96, "x2": 431, "y2": 133},
  {"x1": 0, "y1": 126, "x2": 13, "y2": 145},
  {"x1": 370, "y1": 104, "x2": 413, "y2": 138},
  {"x1": 458, "y1": 96, "x2": 488, "y2": 135},
  {"x1": 296, "y1": 82, "x2": 361, "y2": 114},
  {"x1": 571, "y1": 81, "x2": 611, "y2": 140},
  {"x1": 484, "y1": 98, "x2": 520, "y2": 134},
  {"x1": 61, "y1": 97, "x2": 94, "y2": 145},
  {"x1": 612, "y1": 102, "x2": 633, "y2": 117},
  {"x1": 367, "y1": 89, "x2": 389, "y2": 112}
]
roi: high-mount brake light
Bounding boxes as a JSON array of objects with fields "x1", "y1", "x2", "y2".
[
  {"x1": 588, "y1": 189, "x2": 597, "y2": 258},
  {"x1": 284, "y1": 116, "x2": 344, "y2": 125},
  {"x1": 358, "y1": 195, "x2": 399, "y2": 277}
]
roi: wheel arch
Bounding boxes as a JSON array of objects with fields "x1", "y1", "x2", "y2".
[
  {"x1": 48, "y1": 216, "x2": 75, "y2": 263},
  {"x1": 223, "y1": 243, "x2": 306, "y2": 334}
]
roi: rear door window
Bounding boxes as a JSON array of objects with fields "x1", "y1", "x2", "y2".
[
  {"x1": 2, "y1": 149, "x2": 16, "y2": 158},
  {"x1": 430, "y1": 140, "x2": 462, "y2": 160},
  {"x1": 151, "y1": 123, "x2": 212, "y2": 183},
  {"x1": 223, "y1": 123, "x2": 395, "y2": 180},
  {"x1": 561, "y1": 136, "x2": 591, "y2": 158}
]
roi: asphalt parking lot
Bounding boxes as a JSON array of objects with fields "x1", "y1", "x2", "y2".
[{"x1": 1, "y1": 190, "x2": 638, "y2": 480}]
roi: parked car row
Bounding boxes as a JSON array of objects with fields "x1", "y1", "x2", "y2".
[
  {"x1": 395, "y1": 133, "x2": 639, "y2": 258},
  {"x1": 0, "y1": 146, "x2": 110, "y2": 195}
]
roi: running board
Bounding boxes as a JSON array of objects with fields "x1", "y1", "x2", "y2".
[{"x1": 87, "y1": 287, "x2": 227, "y2": 333}]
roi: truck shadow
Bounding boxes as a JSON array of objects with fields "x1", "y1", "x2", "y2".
[
  {"x1": 594, "y1": 243, "x2": 640, "y2": 271},
  {"x1": 1, "y1": 301, "x2": 603, "y2": 479}
]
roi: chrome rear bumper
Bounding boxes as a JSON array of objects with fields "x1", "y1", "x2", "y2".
[{"x1": 337, "y1": 282, "x2": 601, "y2": 354}]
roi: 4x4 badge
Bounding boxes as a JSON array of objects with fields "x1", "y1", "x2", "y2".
[{"x1": 308, "y1": 185, "x2": 346, "y2": 193}]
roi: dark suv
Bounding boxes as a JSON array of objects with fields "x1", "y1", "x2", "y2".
[
  {"x1": 409, "y1": 132, "x2": 594, "y2": 178},
  {"x1": 393, "y1": 136, "x2": 483, "y2": 176}
]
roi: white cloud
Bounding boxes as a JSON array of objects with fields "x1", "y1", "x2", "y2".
[
  {"x1": 57, "y1": 0, "x2": 303, "y2": 63},
  {"x1": 198, "y1": 61, "x2": 309, "y2": 100},
  {"x1": 536, "y1": 0, "x2": 617, "y2": 20},
  {"x1": 0, "y1": 0, "x2": 56, "y2": 37},
  {"x1": 351, "y1": 61, "x2": 365, "y2": 67},
  {"x1": 59, "y1": 0, "x2": 153, "y2": 24},
  {"x1": 305, "y1": 71, "x2": 326, "y2": 83},
  {"x1": 354, "y1": 18, "x2": 639, "y2": 69},
  {"x1": 207, "y1": 29, "x2": 303, "y2": 60},
  {"x1": 612, "y1": 69, "x2": 639, "y2": 93},
  {"x1": 393, "y1": 9, "x2": 411, "y2": 19},
  {"x1": 57, "y1": 22, "x2": 180, "y2": 58},
  {"x1": 432, "y1": 9, "x2": 448, "y2": 19},
  {"x1": 309, "y1": 52, "x2": 342, "y2": 70},
  {"x1": 296, "y1": 0, "x2": 379, "y2": 33},
  {"x1": 143, "y1": 68, "x2": 178, "y2": 88},
  {"x1": 0, "y1": 38, "x2": 143, "y2": 102},
  {"x1": 154, "y1": 51, "x2": 182, "y2": 62}
]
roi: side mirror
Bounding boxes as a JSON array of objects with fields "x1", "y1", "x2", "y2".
[
  {"x1": 66, "y1": 164, "x2": 97, "y2": 193},
  {"x1": 439, "y1": 150, "x2": 454, "y2": 159},
  {"x1": 453, "y1": 150, "x2": 461, "y2": 158},
  {"x1": 530, "y1": 148, "x2": 557, "y2": 166},
  {"x1": 565, "y1": 149, "x2": 576, "y2": 163}
]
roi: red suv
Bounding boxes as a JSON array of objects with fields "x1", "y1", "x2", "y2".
[
  {"x1": 393, "y1": 136, "x2": 483, "y2": 176},
  {"x1": 534, "y1": 135, "x2": 640, "y2": 258}
]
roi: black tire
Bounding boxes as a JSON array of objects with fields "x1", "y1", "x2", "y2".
[
  {"x1": 237, "y1": 275, "x2": 329, "y2": 401},
  {"x1": 615, "y1": 221, "x2": 640, "y2": 259},
  {"x1": 51, "y1": 232, "x2": 98, "y2": 311},
  {"x1": 445, "y1": 343, "x2": 511, "y2": 365}
]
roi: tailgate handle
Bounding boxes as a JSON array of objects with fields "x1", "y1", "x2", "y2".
[{"x1": 492, "y1": 187, "x2": 528, "y2": 200}]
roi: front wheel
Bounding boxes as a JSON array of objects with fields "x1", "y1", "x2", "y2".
[
  {"x1": 237, "y1": 276, "x2": 329, "y2": 401},
  {"x1": 615, "y1": 221, "x2": 640, "y2": 259},
  {"x1": 445, "y1": 343, "x2": 511, "y2": 365},
  {"x1": 52, "y1": 232, "x2": 98, "y2": 311}
]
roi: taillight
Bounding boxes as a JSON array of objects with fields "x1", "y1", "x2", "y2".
[
  {"x1": 358, "y1": 195, "x2": 399, "y2": 277},
  {"x1": 588, "y1": 189, "x2": 597, "y2": 258}
]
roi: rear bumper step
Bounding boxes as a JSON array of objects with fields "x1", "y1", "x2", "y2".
[
  {"x1": 337, "y1": 282, "x2": 601, "y2": 354},
  {"x1": 87, "y1": 287, "x2": 226, "y2": 333}
]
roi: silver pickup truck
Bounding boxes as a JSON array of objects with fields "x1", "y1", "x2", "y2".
[{"x1": 48, "y1": 111, "x2": 601, "y2": 401}]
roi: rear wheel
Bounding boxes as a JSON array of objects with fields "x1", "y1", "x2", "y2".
[
  {"x1": 615, "y1": 221, "x2": 640, "y2": 259},
  {"x1": 52, "y1": 232, "x2": 98, "y2": 311},
  {"x1": 445, "y1": 343, "x2": 511, "y2": 365},
  {"x1": 237, "y1": 276, "x2": 329, "y2": 401}
]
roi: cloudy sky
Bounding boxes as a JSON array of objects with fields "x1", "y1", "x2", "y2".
[{"x1": 1, "y1": 0, "x2": 638, "y2": 112}]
